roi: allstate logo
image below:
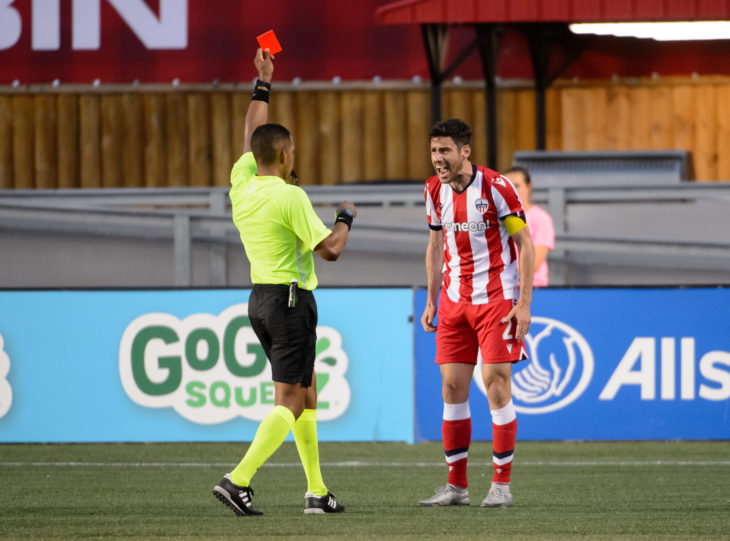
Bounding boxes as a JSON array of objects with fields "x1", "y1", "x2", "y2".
[{"x1": 474, "y1": 317, "x2": 594, "y2": 414}]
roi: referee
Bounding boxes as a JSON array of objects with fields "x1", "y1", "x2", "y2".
[{"x1": 213, "y1": 47, "x2": 356, "y2": 516}]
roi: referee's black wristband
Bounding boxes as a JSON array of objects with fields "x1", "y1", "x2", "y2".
[
  {"x1": 252, "y1": 79, "x2": 271, "y2": 103},
  {"x1": 335, "y1": 210, "x2": 353, "y2": 230}
]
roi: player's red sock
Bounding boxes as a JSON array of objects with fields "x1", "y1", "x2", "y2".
[
  {"x1": 491, "y1": 399, "x2": 517, "y2": 484},
  {"x1": 442, "y1": 401, "x2": 471, "y2": 488}
]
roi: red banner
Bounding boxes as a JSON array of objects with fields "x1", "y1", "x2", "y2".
[
  {"x1": 2, "y1": 0, "x2": 730, "y2": 85},
  {"x1": 0, "y1": 0, "x2": 433, "y2": 84}
]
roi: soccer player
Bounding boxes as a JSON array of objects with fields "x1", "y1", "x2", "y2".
[
  {"x1": 213, "y1": 47, "x2": 356, "y2": 516},
  {"x1": 503, "y1": 166, "x2": 555, "y2": 287},
  {"x1": 418, "y1": 119, "x2": 535, "y2": 508}
]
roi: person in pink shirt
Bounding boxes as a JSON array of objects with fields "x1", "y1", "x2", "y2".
[{"x1": 503, "y1": 166, "x2": 555, "y2": 287}]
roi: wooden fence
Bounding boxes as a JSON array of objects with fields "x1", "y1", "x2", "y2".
[{"x1": 1, "y1": 75, "x2": 729, "y2": 189}]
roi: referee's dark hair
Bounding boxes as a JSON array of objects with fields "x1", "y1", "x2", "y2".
[
  {"x1": 251, "y1": 123, "x2": 292, "y2": 165},
  {"x1": 429, "y1": 118, "x2": 472, "y2": 150},
  {"x1": 503, "y1": 165, "x2": 532, "y2": 186}
]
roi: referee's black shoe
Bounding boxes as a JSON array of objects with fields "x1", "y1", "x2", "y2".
[
  {"x1": 304, "y1": 491, "x2": 345, "y2": 514},
  {"x1": 213, "y1": 474, "x2": 263, "y2": 516}
]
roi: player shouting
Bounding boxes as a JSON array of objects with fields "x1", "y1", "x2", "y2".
[{"x1": 419, "y1": 119, "x2": 535, "y2": 508}]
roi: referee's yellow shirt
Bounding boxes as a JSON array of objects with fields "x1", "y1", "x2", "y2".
[{"x1": 229, "y1": 152, "x2": 331, "y2": 290}]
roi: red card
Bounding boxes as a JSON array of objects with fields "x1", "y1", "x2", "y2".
[{"x1": 256, "y1": 30, "x2": 282, "y2": 56}]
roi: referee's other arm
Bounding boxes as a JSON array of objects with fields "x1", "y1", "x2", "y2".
[{"x1": 314, "y1": 204, "x2": 356, "y2": 261}]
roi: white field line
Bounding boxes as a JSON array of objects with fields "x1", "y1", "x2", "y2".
[{"x1": 1, "y1": 460, "x2": 729, "y2": 468}]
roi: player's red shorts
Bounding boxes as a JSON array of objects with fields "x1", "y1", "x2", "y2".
[{"x1": 435, "y1": 294, "x2": 527, "y2": 365}]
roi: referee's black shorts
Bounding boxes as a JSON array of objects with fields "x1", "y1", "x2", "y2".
[{"x1": 248, "y1": 284, "x2": 317, "y2": 387}]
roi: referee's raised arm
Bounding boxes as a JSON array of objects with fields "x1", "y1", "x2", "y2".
[{"x1": 243, "y1": 47, "x2": 274, "y2": 154}]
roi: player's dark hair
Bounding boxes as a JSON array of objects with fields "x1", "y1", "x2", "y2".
[
  {"x1": 503, "y1": 165, "x2": 532, "y2": 185},
  {"x1": 429, "y1": 118, "x2": 472, "y2": 149},
  {"x1": 251, "y1": 123, "x2": 292, "y2": 165}
]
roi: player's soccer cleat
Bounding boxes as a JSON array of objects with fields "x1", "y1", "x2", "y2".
[
  {"x1": 418, "y1": 484, "x2": 470, "y2": 506},
  {"x1": 304, "y1": 491, "x2": 345, "y2": 514},
  {"x1": 213, "y1": 473, "x2": 263, "y2": 516},
  {"x1": 481, "y1": 482, "x2": 513, "y2": 507}
]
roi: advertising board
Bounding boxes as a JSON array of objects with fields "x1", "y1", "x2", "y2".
[
  {"x1": 3, "y1": 287, "x2": 727, "y2": 443},
  {"x1": 0, "y1": 288, "x2": 414, "y2": 442},
  {"x1": 414, "y1": 288, "x2": 730, "y2": 441}
]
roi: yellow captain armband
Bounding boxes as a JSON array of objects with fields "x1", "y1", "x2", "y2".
[{"x1": 504, "y1": 214, "x2": 527, "y2": 235}]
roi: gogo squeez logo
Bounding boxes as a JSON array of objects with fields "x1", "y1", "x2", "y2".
[{"x1": 119, "y1": 304, "x2": 350, "y2": 424}]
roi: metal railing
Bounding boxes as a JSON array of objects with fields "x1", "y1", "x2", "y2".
[{"x1": 2, "y1": 180, "x2": 730, "y2": 286}]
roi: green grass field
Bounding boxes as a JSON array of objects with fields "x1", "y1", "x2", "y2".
[{"x1": 1, "y1": 441, "x2": 729, "y2": 540}]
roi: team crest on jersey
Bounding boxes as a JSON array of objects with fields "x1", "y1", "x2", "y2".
[{"x1": 475, "y1": 198, "x2": 489, "y2": 214}]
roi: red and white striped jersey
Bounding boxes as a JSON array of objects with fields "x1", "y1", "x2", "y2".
[{"x1": 425, "y1": 164, "x2": 524, "y2": 305}]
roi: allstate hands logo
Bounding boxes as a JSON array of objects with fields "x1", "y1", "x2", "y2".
[
  {"x1": 0, "y1": 333, "x2": 12, "y2": 419},
  {"x1": 474, "y1": 317, "x2": 594, "y2": 414}
]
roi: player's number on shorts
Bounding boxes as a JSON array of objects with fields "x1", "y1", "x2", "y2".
[{"x1": 502, "y1": 319, "x2": 514, "y2": 342}]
